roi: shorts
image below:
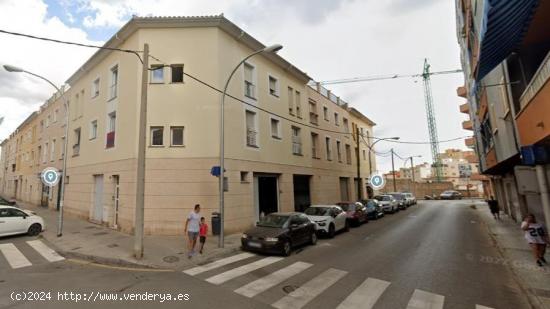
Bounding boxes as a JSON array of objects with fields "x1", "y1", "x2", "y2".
[
  {"x1": 188, "y1": 231, "x2": 199, "y2": 240},
  {"x1": 200, "y1": 236, "x2": 206, "y2": 243}
]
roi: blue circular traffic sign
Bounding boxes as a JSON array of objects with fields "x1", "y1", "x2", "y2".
[{"x1": 369, "y1": 173, "x2": 386, "y2": 190}]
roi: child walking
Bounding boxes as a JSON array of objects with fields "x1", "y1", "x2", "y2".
[{"x1": 199, "y1": 217, "x2": 208, "y2": 254}]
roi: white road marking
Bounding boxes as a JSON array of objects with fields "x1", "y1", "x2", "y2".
[
  {"x1": 476, "y1": 305, "x2": 494, "y2": 309},
  {"x1": 0, "y1": 243, "x2": 32, "y2": 269},
  {"x1": 205, "y1": 256, "x2": 284, "y2": 285},
  {"x1": 272, "y1": 268, "x2": 347, "y2": 309},
  {"x1": 234, "y1": 261, "x2": 313, "y2": 298},
  {"x1": 26, "y1": 240, "x2": 64, "y2": 262},
  {"x1": 336, "y1": 277, "x2": 391, "y2": 309},
  {"x1": 183, "y1": 252, "x2": 255, "y2": 276},
  {"x1": 406, "y1": 289, "x2": 445, "y2": 309}
]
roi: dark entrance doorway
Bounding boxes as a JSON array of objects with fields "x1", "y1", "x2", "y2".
[
  {"x1": 257, "y1": 176, "x2": 278, "y2": 217},
  {"x1": 41, "y1": 184, "x2": 49, "y2": 207},
  {"x1": 56, "y1": 178, "x2": 63, "y2": 210},
  {"x1": 293, "y1": 175, "x2": 311, "y2": 212},
  {"x1": 367, "y1": 186, "x2": 374, "y2": 198}
]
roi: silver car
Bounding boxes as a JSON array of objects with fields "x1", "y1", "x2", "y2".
[{"x1": 373, "y1": 195, "x2": 398, "y2": 213}]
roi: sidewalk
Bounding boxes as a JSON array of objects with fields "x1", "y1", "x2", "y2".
[
  {"x1": 473, "y1": 200, "x2": 550, "y2": 309},
  {"x1": 16, "y1": 201, "x2": 243, "y2": 271}
]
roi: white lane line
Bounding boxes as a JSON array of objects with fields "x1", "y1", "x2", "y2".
[
  {"x1": 406, "y1": 289, "x2": 445, "y2": 309},
  {"x1": 183, "y1": 252, "x2": 255, "y2": 276},
  {"x1": 0, "y1": 243, "x2": 32, "y2": 269},
  {"x1": 205, "y1": 256, "x2": 284, "y2": 285},
  {"x1": 272, "y1": 268, "x2": 347, "y2": 309},
  {"x1": 234, "y1": 261, "x2": 313, "y2": 298},
  {"x1": 336, "y1": 277, "x2": 391, "y2": 309},
  {"x1": 26, "y1": 240, "x2": 64, "y2": 262},
  {"x1": 476, "y1": 305, "x2": 494, "y2": 309}
]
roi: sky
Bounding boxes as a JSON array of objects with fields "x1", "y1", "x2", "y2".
[{"x1": 0, "y1": 0, "x2": 471, "y2": 173}]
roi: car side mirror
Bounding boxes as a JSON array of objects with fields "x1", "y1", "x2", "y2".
[
  {"x1": 290, "y1": 223, "x2": 299, "y2": 229},
  {"x1": 22, "y1": 215, "x2": 27, "y2": 219}
]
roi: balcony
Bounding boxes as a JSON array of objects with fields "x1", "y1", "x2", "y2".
[
  {"x1": 457, "y1": 86, "x2": 467, "y2": 98},
  {"x1": 459, "y1": 102, "x2": 470, "y2": 114},
  {"x1": 106, "y1": 131, "x2": 115, "y2": 148},
  {"x1": 309, "y1": 112, "x2": 319, "y2": 125},
  {"x1": 246, "y1": 128, "x2": 257, "y2": 147},
  {"x1": 516, "y1": 51, "x2": 550, "y2": 146},
  {"x1": 462, "y1": 120, "x2": 473, "y2": 131},
  {"x1": 465, "y1": 137, "x2": 475, "y2": 148}
]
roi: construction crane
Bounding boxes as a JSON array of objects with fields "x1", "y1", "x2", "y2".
[{"x1": 319, "y1": 60, "x2": 462, "y2": 182}]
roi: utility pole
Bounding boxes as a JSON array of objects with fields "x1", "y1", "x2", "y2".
[
  {"x1": 356, "y1": 127, "x2": 362, "y2": 201},
  {"x1": 410, "y1": 156, "x2": 415, "y2": 196},
  {"x1": 391, "y1": 149, "x2": 397, "y2": 192},
  {"x1": 134, "y1": 43, "x2": 149, "y2": 259}
]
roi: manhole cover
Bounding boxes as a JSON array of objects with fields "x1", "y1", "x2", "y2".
[
  {"x1": 163, "y1": 256, "x2": 180, "y2": 263},
  {"x1": 107, "y1": 244, "x2": 119, "y2": 248},
  {"x1": 282, "y1": 285, "x2": 299, "y2": 294},
  {"x1": 93, "y1": 232, "x2": 109, "y2": 236}
]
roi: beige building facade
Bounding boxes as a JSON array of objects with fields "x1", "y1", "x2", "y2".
[{"x1": 0, "y1": 16, "x2": 377, "y2": 235}]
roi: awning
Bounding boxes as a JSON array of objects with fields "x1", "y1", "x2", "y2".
[{"x1": 477, "y1": 0, "x2": 539, "y2": 80}]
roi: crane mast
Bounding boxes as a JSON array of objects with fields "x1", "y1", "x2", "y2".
[{"x1": 422, "y1": 59, "x2": 442, "y2": 182}]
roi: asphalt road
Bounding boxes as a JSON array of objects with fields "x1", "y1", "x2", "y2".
[{"x1": 0, "y1": 200, "x2": 532, "y2": 309}]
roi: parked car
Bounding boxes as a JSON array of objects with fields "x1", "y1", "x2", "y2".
[
  {"x1": 241, "y1": 212, "x2": 317, "y2": 256},
  {"x1": 0, "y1": 205, "x2": 45, "y2": 237},
  {"x1": 373, "y1": 195, "x2": 398, "y2": 213},
  {"x1": 361, "y1": 199, "x2": 384, "y2": 220},
  {"x1": 336, "y1": 202, "x2": 368, "y2": 226},
  {"x1": 440, "y1": 190, "x2": 463, "y2": 200},
  {"x1": 304, "y1": 205, "x2": 348, "y2": 238},
  {"x1": 388, "y1": 192, "x2": 407, "y2": 210},
  {"x1": 402, "y1": 192, "x2": 417, "y2": 205}
]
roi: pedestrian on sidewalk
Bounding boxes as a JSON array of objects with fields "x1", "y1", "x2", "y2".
[
  {"x1": 487, "y1": 196, "x2": 500, "y2": 220},
  {"x1": 184, "y1": 204, "x2": 201, "y2": 258},
  {"x1": 199, "y1": 217, "x2": 208, "y2": 254},
  {"x1": 521, "y1": 214, "x2": 549, "y2": 267}
]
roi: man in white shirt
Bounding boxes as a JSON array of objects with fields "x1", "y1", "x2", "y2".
[
  {"x1": 185, "y1": 204, "x2": 201, "y2": 258},
  {"x1": 521, "y1": 214, "x2": 549, "y2": 267}
]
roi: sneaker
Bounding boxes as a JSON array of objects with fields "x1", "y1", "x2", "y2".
[{"x1": 537, "y1": 260, "x2": 543, "y2": 267}]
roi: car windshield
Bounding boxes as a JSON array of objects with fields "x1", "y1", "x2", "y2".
[
  {"x1": 374, "y1": 195, "x2": 391, "y2": 201},
  {"x1": 257, "y1": 214, "x2": 289, "y2": 228},
  {"x1": 366, "y1": 200, "x2": 377, "y2": 207},
  {"x1": 442, "y1": 191, "x2": 454, "y2": 194},
  {"x1": 337, "y1": 203, "x2": 355, "y2": 211},
  {"x1": 390, "y1": 194, "x2": 404, "y2": 200},
  {"x1": 305, "y1": 207, "x2": 331, "y2": 216}
]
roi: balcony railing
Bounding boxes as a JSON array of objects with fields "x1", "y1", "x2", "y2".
[
  {"x1": 106, "y1": 131, "x2": 115, "y2": 148},
  {"x1": 246, "y1": 128, "x2": 257, "y2": 147},
  {"x1": 520, "y1": 50, "x2": 550, "y2": 110},
  {"x1": 292, "y1": 142, "x2": 302, "y2": 155}
]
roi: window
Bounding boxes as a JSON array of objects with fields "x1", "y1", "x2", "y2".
[
  {"x1": 244, "y1": 63, "x2": 255, "y2": 99},
  {"x1": 73, "y1": 128, "x2": 81, "y2": 156},
  {"x1": 171, "y1": 64, "x2": 184, "y2": 83},
  {"x1": 40, "y1": 120, "x2": 44, "y2": 132},
  {"x1": 268, "y1": 76, "x2": 279, "y2": 97},
  {"x1": 240, "y1": 171, "x2": 249, "y2": 183},
  {"x1": 53, "y1": 109, "x2": 58, "y2": 123},
  {"x1": 334, "y1": 113, "x2": 340, "y2": 126},
  {"x1": 79, "y1": 89, "x2": 85, "y2": 117},
  {"x1": 106, "y1": 112, "x2": 116, "y2": 148},
  {"x1": 337, "y1": 141, "x2": 342, "y2": 162},
  {"x1": 363, "y1": 149, "x2": 367, "y2": 160},
  {"x1": 90, "y1": 120, "x2": 98, "y2": 140},
  {"x1": 109, "y1": 65, "x2": 118, "y2": 100},
  {"x1": 323, "y1": 106, "x2": 329, "y2": 121},
  {"x1": 291, "y1": 126, "x2": 302, "y2": 155},
  {"x1": 46, "y1": 115, "x2": 50, "y2": 128},
  {"x1": 170, "y1": 126, "x2": 184, "y2": 146},
  {"x1": 92, "y1": 78, "x2": 100, "y2": 98},
  {"x1": 37, "y1": 146, "x2": 41, "y2": 164},
  {"x1": 150, "y1": 65, "x2": 164, "y2": 83},
  {"x1": 150, "y1": 127, "x2": 164, "y2": 146},
  {"x1": 271, "y1": 118, "x2": 281, "y2": 139},
  {"x1": 60, "y1": 137, "x2": 65, "y2": 159},
  {"x1": 288, "y1": 87, "x2": 294, "y2": 115},
  {"x1": 345, "y1": 144, "x2": 352, "y2": 164},
  {"x1": 325, "y1": 137, "x2": 332, "y2": 160},
  {"x1": 43, "y1": 143, "x2": 48, "y2": 163},
  {"x1": 309, "y1": 100, "x2": 318, "y2": 125},
  {"x1": 50, "y1": 139, "x2": 55, "y2": 161},
  {"x1": 295, "y1": 90, "x2": 302, "y2": 118},
  {"x1": 245, "y1": 110, "x2": 258, "y2": 147},
  {"x1": 343, "y1": 118, "x2": 349, "y2": 133},
  {"x1": 311, "y1": 133, "x2": 319, "y2": 158}
]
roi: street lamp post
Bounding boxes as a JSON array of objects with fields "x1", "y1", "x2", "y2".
[
  {"x1": 218, "y1": 44, "x2": 283, "y2": 248},
  {"x1": 4, "y1": 64, "x2": 69, "y2": 237},
  {"x1": 366, "y1": 136, "x2": 400, "y2": 177},
  {"x1": 405, "y1": 155, "x2": 422, "y2": 195}
]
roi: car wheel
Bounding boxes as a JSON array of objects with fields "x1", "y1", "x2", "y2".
[
  {"x1": 310, "y1": 232, "x2": 317, "y2": 245},
  {"x1": 282, "y1": 240, "x2": 292, "y2": 256},
  {"x1": 27, "y1": 223, "x2": 42, "y2": 236},
  {"x1": 328, "y1": 224, "x2": 336, "y2": 238}
]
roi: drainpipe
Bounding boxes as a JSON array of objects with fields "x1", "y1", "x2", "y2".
[{"x1": 535, "y1": 165, "x2": 550, "y2": 230}]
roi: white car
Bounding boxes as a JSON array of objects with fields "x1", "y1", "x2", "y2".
[
  {"x1": 373, "y1": 195, "x2": 398, "y2": 213},
  {"x1": 0, "y1": 206, "x2": 45, "y2": 237},
  {"x1": 304, "y1": 205, "x2": 348, "y2": 238}
]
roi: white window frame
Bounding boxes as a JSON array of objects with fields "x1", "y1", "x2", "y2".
[
  {"x1": 150, "y1": 126, "x2": 164, "y2": 146},
  {"x1": 109, "y1": 64, "x2": 119, "y2": 101},
  {"x1": 150, "y1": 64, "x2": 165, "y2": 84},
  {"x1": 244, "y1": 108, "x2": 259, "y2": 149},
  {"x1": 291, "y1": 126, "x2": 302, "y2": 155},
  {"x1": 268, "y1": 74, "x2": 280, "y2": 97},
  {"x1": 170, "y1": 126, "x2": 185, "y2": 146},
  {"x1": 243, "y1": 62, "x2": 257, "y2": 100},
  {"x1": 336, "y1": 140, "x2": 342, "y2": 162},
  {"x1": 325, "y1": 136, "x2": 332, "y2": 161},
  {"x1": 334, "y1": 112, "x2": 340, "y2": 126},
  {"x1": 50, "y1": 139, "x2": 56, "y2": 162},
  {"x1": 323, "y1": 106, "x2": 329, "y2": 121},
  {"x1": 295, "y1": 90, "x2": 302, "y2": 118},
  {"x1": 89, "y1": 120, "x2": 98, "y2": 140},
  {"x1": 270, "y1": 117, "x2": 282, "y2": 140},
  {"x1": 91, "y1": 77, "x2": 100, "y2": 98}
]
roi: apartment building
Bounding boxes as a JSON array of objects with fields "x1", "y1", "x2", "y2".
[
  {"x1": 455, "y1": 0, "x2": 550, "y2": 224},
  {"x1": 0, "y1": 15, "x2": 376, "y2": 235}
]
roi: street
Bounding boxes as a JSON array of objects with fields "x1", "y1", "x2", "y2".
[{"x1": 0, "y1": 200, "x2": 532, "y2": 309}]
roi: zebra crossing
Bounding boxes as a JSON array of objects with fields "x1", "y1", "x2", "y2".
[
  {"x1": 0, "y1": 239, "x2": 64, "y2": 269},
  {"x1": 183, "y1": 253, "x2": 496, "y2": 309}
]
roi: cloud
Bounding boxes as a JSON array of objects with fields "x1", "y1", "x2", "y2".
[{"x1": 386, "y1": 0, "x2": 440, "y2": 13}]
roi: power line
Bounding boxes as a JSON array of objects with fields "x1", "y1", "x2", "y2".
[{"x1": 319, "y1": 69, "x2": 462, "y2": 85}]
